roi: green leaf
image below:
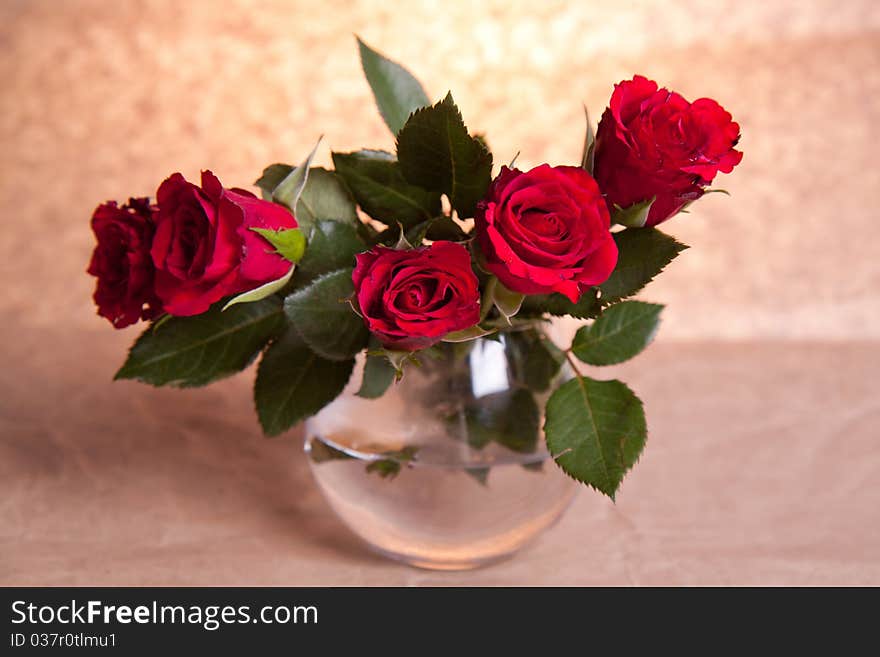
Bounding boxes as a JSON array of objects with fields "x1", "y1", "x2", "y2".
[
  {"x1": 462, "y1": 389, "x2": 540, "y2": 454},
  {"x1": 465, "y1": 467, "x2": 490, "y2": 486},
  {"x1": 332, "y1": 149, "x2": 441, "y2": 227},
  {"x1": 520, "y1": 288, "x2": 602, "y2": 319},
  {"x1": 580, "y1": 104, "x2": 596, "y2": 174},
  {"x1": 611, "y1": 198, "x2": 655, "y2": 228},
  {"x1": 116, "y1": 297, "x2": 283, "y2": 387},
  {"x1": 271, "y1": 137, "x2": 323, "y2": 212},
  {"x1": 474, "y1": 133, "x2": 491, "y2": 155},
  {"x1": 599, "y1": 228, "x2": 688, "y2": 305},
  {"x1": 504, "y1": 330, "x2": 564, "y2": 392},
  {"x1": 356, "y1": 353, "x2": 397, "y2": 399},
  {"x1": 441, "y1": 324, "x2": 495, "y2": 343},
  {"x1": 365, "y1": 446, "x2": 419, "y2": 480},
  {"x1": 356, "y1": 219, "x2": 382, "y2": 244},
  {"x1": 525, "y1": 338, "x2": 565, "y2": 391},
  {"x1": 284, "y1": 268, "x2": 369, "y2": 361},
  {"x1": 572, "y1": 301, "x2": 663, "y2": 366},
  {"x1": 250, "y1": 227, "x2": 306, "y2": 263},
  {"x1": 374, "y1": 214, "x2": 467, "y2": 248},
  {"x1": 481, "y1": 317, "x2": 548, "y2": 331},
  {"x1": 404, "y1": 214, "x2": 467, "y2": 246},
  {"x1": 255, "y1": 163, "x2": 294, "y2": 201},
  {"x1": 396, "y1": 92, "x2": 493, "y2": 218},
  {"x1": 255, "y1": 329, "x2": 355, "y2": 436},
  {"x1": 545, "y1": 377, "x2": 647, "y2": 499},
  {"x1": 295, "y1": 167, "x2": 358, "y2": 230},
  {"x1": 424, "y1": 215, "x2": 468, "y2": 241},
  {"x1": 404, "y1": 218, "x2": 433, "y2": 246},
  {"x1": 150, "y1": 313, "x2": 172, "y2": 332},
  {"x1": 357, "y1": 36, "x2": 430, "y2": 135},
  {"x1": 221, "y1": 264, "x2": 295, "y2": 311},
  {"x1": 365, "y1": 459, "x2": 402, "y2": 479},
  {"x1": 298, "y1": 220, "x2": 365, "y2": 279}
]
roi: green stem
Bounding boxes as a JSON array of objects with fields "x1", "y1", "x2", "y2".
[{"x1": 564, "y1": 349, "x2": 585, "y2": 379}]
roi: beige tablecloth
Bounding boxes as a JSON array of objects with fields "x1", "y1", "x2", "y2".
[
  {"x1": 1, "y1": 0, "x2": 878, "y2": 585},
  {"x1": 2, "y1": 335, "x2": 877, "y2": 585}
]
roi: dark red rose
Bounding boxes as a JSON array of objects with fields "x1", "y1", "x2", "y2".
[
  {"x1": 87, "y1": 198, "x2": 163, "y2": 329},
  {"x1": 151, "y1": 170, "x2": 297, "y2": 316},
  {"x1": 474, "y1": 164, "x2": 617, "y2": 302},
  {"x1": 352, "y1": 241, "x2": 481, "y2": 351},
  {"x1": 593, "y1": 75, "x2": 743, "y2": 226}
]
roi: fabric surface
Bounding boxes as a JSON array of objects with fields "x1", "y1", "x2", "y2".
[
  {"x1": 3, "y1": 337, "x2": 877, "y2": 585},
  {"x1": 1, "y1": 0, "x2": 878, "y2": 585}
]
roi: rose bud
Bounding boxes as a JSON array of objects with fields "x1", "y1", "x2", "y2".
[
  {"x1": 593, "y1": 75, "x2": 743, "y2": 226},
  {"x1": 474, "y1": 164, "x2": 617, "y2": 302},
  {"x1": 87, "y1": 198, "x2": 164, "y2": 328},
  {"x1": 352, "y1": 241, "x2": 481, "y2": 351},
  {"x1": 150, "y1": 170, "x2": 297, "y2": 316}
]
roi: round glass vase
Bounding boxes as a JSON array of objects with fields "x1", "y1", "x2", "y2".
[{"x1": 304, "y1": 331, "x2": 578, "y2": 571}]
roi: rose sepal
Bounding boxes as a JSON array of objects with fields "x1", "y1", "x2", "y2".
[
  {"x1": 580, "y1": 104, "x2": 596, "y2": 174},
  {"x1": 611, "y1": 198, "x2": 656, "y2": 228},
  {"x1": 441, "y1": 324, "x2": 497, "y2": 343},
  {"x1": 482, "y1": 316, "x2": 549, "y2": 330},
  {"x1": 393, "y1": 222, "x2": 415, "y2": 250},
  {"x1": 491, "y1": 277, "x2": 524, "y2": 324},
  {"x1": 222, "y1": 264, "x2": 296, "y2": 311},
  {"x1": 269, "y1": 136, "x2": 322, "y2": 212},
  {"x1": 366, "y1": 347, "x2": 419, "y2": 379},
  {"x1": 250, "y1": 227, "x2": 306, "y2": 264},
  {"x1": 221, "y1": 226, "x2": 307, "y2": 310},
  {"x1": 481, "y1": 276, "x2": 524, "y2": 325}
]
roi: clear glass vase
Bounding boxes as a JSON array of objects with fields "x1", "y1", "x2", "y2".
[{"x1": 304, "y1": 330, "x2": 578, "y2": 570}]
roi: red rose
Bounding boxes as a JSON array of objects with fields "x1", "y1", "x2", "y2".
[
  {"x1": 352, "y1": 241, "x2": 481, "y2": 351},
  {"x1": 151, "y1": 171, "x2": 297, "y2": 316},
  {"x1": 87, "y1": 198, "x2": 163, "y2": 329},
  {"x1": 474, "y1": 164, "x2": 617, "y2": 302},
  {"x1": 593, "y1": 75, "x2": 743, "y2": 226}
]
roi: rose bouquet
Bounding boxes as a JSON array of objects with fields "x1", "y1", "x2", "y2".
[{"x1": 87, "y1": 38, "x2": 741, "y2": 500}]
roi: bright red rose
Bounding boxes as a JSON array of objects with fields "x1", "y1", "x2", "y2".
[
  {"x1": 87, "y1": 198, "x2": 163, "y2": 329},
  {"x1": 474, "y1": 164, "x2": 617, "y2": 302},
  {"x1": 151, "y1": 171, "x2": 297, "y2": 316},
  {"x1": 352, "y1": 241, "x2": 481, "y2": 351},
  {"x1": 593, "y1": 75, "x2": 743, "y2": 226}
]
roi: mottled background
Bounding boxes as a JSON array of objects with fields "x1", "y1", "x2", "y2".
[
  {"x1": 3, "y1": 0, "x2": 879, "y2": 338},
  {"x1": 2, "y1": 0, "x2": 878, "y2": 585}
]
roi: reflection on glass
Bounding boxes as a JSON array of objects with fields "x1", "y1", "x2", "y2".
[{"x1": 305, "y1": 329, "x2": 578, "y2": 570}]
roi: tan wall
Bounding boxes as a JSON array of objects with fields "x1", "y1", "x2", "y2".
[{"x1": 2, "y1": 0, "x2": 878, "y2": 339}]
